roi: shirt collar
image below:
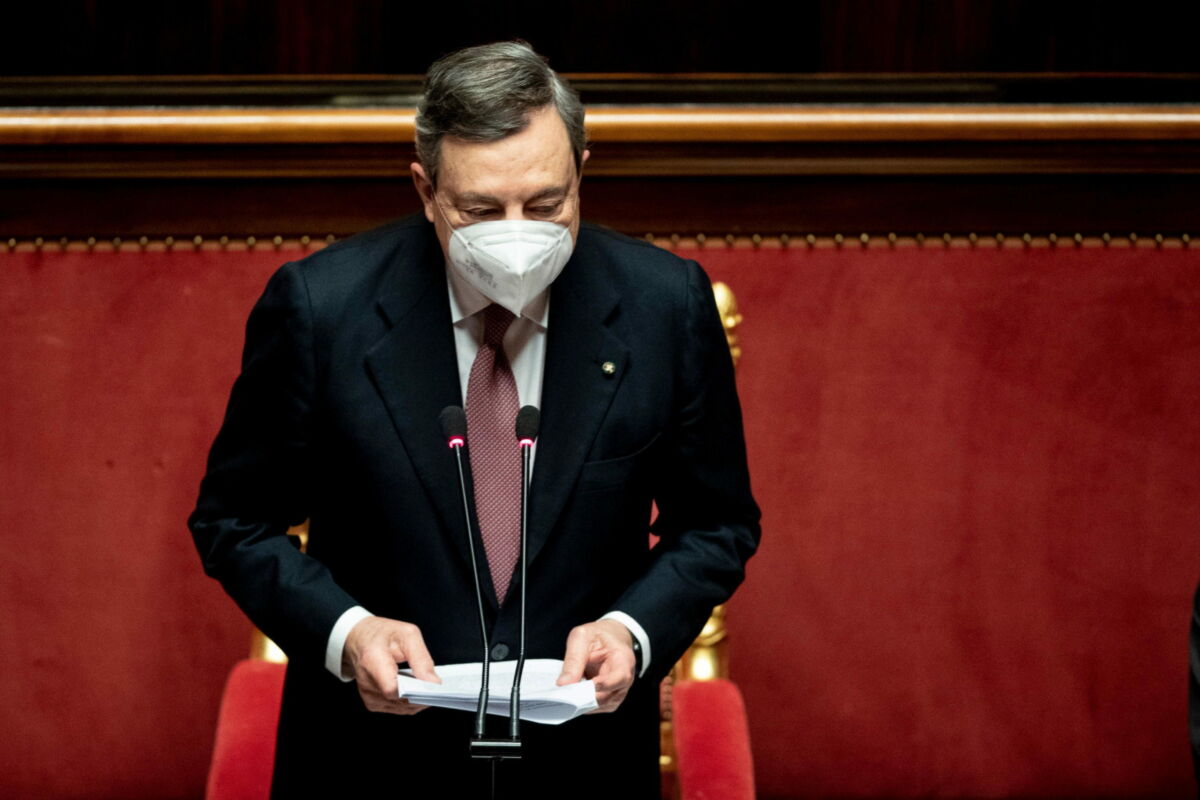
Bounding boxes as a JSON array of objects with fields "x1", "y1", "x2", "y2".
[{"x1": 445, "y1": 263, "x2": 550, "y2": 329}]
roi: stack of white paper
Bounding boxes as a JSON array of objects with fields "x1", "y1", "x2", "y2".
[{"x1": 397, "y1": 658, "x2": 597, "y2": 725}]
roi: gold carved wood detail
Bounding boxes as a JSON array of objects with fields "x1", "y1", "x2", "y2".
[{"x1": 659, "y1": 283, "x2": 741, "y2": 778}]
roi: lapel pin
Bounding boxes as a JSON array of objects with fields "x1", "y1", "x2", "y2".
[{"x1": 601, "y1": 360, "x2": 616, "y2": 376}]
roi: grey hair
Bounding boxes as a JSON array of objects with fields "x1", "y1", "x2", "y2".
[{"x1": 415, "y1": 41, "x2": 587, "y2": 186}]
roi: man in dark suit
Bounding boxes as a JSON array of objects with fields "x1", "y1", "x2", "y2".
[{"x1": 190, "y1": 42, "x2": 759, "y2": 798}]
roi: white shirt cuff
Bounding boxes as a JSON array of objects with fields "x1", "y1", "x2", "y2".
[
  {"x1": 325, "y1": 605, "x2": 374, "y2": 681},
  {"x1": 600, "y1": 610, "x2": 651, "y2": 679}
]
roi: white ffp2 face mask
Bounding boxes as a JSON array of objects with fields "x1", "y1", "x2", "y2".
[{"x1": 445, "y1": 219, "x2": 574, "y2": 316}]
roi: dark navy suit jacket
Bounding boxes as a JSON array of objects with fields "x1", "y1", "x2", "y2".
[{"x1": 189, "y1": 216, "x2": 760, "y2": 797}]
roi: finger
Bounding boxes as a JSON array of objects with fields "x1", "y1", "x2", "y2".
[
  {"x1": 592, "y1": 673, "x2": 626, "y2": 701},
  {"x1": 592, "y1": 648, "x2": 634, "y2": 690},
  {"x1": 558, "y1": 627, "x2": 592, "y2": 685},
  {"x1": 361, "y1": 645, "x2": 400, "y2": 697},
  {"x1": 607, "y1": 690, "x2": 628, "y2": 711},
  {"x1": 369, "y1": 696, "x2": 430, "y2": 716},
  {"x1": 395, "y1": 626, "x2": 441, "y2": 683},
  {"x1": 593, "y1": 675, "x2": 629, "y2": 697},
  {"x1": 587, "y1": 692, "x2": 626, "y2": 714},
  {"x1": 599, "y1": 684, "x2": 629, "y2": 712},
  {"x1": 393, "y1": 700, "x2": 430, "y2": 716}
]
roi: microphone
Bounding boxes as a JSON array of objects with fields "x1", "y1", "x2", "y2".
[
  {"x1": 439, "y1": 405, "x2": 467, "y2": 448},
  {"x1": 508, "y1": 406, "x2": 540, "y2": 738},
  {"x1": 515, "y1": 405, "x2": 540, "y2": 447},
  {"x1": 438, "y1": 406, "x2": 492, "y2": 744}
]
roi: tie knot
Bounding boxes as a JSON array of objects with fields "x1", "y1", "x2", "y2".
[{"x1": 482, "y1": 304, "x2": 515, "y2": 348}]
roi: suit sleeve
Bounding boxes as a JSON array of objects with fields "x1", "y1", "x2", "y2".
[
  {"x1": 608, "y1": 259, "x2": 761, "y2": 684},
  {"x1": 188, "y1": 261, "x2": 359, "y2": 668}
]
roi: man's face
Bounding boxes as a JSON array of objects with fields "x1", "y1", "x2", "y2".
[{"x1": 412, "y1": 104, "x2": 588, "y2": 260}]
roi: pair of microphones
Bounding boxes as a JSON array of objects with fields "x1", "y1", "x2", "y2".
[{"x1": 438, "y1": 404, "x2": 540, "y2": 762}]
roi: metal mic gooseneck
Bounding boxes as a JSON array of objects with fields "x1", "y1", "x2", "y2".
[
  {"x1": 437, "y1": 406, "x2": 491, "y2": 743},
  {"x1": 440, "y1": 405, "x2": 522, "y2": 788},
  {"x1": 509, "y1": 405, "x2": 540, "y2": 739}
]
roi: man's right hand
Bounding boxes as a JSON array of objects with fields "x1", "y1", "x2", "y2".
[{"x1": 343, "y1": 616, "x2": 441, "y2": 714}]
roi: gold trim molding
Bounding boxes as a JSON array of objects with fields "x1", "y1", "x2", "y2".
[{"x1": 3, "y1": 106, "x2": 1200, "y2": 146}]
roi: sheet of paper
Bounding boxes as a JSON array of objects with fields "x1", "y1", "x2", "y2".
[{"x1": 397, "y1": 658, "x2": 597, "y2": 725}]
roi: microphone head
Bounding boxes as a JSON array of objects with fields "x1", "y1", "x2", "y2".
[
  {"x1": 439, "y1": 406, "x2": 468, "y2": 446},
  {"x1": 515, "y1": 405, "x2": 540, "y2": 441}
]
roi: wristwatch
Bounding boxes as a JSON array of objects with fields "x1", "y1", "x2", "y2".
[{"x1": 630, "y1": 635, "x2": 643, "y2": 678}]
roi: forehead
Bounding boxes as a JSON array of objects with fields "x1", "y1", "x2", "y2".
[{"x1": 437, "y1": 105, "x2": 575, "y2": 200}]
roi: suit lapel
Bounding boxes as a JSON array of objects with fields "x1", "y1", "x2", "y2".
[
  {"x1": 363, "y1": 227, "x2": 491, "y2": 599},
  {"x1": 527, "y1": 237, "x2": 629, "y2": 566}
]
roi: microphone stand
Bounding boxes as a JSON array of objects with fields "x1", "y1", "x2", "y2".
[
  {"x1": 440, "y1": 406, "x2": 521, "y2": 800},
  {"x1": 509, "y1": 410, "x2": 537, "y2": 736},
  {"x1": 439, "y1": 407, "x2": 493, "y2": 749}
]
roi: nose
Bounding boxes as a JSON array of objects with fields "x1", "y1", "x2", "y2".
[{"x1": 501, "y1": 203, "x2": 531, "y2": 221}]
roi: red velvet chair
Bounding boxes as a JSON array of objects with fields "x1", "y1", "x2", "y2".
[
  {"x1": 672, "y1": 679, "x2": 756, "y2": 800},
  {"x1": 205, "y1": 661, "x2": 754, "y2": 800},
  {"x1": 205, "y1": 660, "x2": 286, "y2": 800}
]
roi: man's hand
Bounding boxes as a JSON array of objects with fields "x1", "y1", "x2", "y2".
[
  {"x1": 557, "y1": 619, "x2": 636, "y2": 713},
  {"x1": 343, "y1": 616, "x2": 440, "y2": 714}
]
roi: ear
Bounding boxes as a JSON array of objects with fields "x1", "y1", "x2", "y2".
[{"x1": 410, "y1": 162, "x2": 436, "y2": 224}]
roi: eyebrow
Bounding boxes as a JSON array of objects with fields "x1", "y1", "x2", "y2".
[{"x1": 453, "y1": 186, "x2": 569, "y2": 206}]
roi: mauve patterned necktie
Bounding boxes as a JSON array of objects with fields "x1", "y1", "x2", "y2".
[{"x1": 466, "y1": 304, "x2": 521, "y2": 603}]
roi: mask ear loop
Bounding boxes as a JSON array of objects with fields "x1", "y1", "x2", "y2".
[
  {"x1": 434, "y1": 196, "x2": 482, "y2": 267},
  {"x1": 432, "y1": 194, "x2": 459, "y2": 232}
]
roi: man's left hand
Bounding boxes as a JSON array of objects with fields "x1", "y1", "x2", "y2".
[{"x1": 557, "y1": 619, "x2": 636, "y2": 713}]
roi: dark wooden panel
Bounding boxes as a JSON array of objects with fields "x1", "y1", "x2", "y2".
[
  {"x1": 582, "y1": 175, "x2": 1200, "y2": 237},
  {"x1": 5, "y1": 75, "x2": 1200, "y2": 107},
  {"x1": 4, "y1": 175, "x2": 1196, "y2": 240},
  {"x1": 9, "y1": 140, "x2": 1200, "y2": 180},
  {"x1": 0, "y1": 179, "x2": 415, "y2": 239},
  {"x1": 1, "y1": 79, "x2": 1194, "y2": 240},
  {"x1": 4, "y1": 106, "x2": 1200, "y2": 180}
]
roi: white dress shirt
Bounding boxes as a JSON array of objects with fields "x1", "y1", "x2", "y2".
[{"x1": 324, "y1": 266, "x2": 650, "y2": 681}]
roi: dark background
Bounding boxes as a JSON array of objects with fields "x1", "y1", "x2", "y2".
[{"x1": 6, "y1": 0, "x2": 1200, "y2": 77}]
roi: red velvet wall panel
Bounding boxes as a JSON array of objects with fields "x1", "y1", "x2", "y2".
[
  {"x1": 678, "y1": 242, "x2": 1200, "y2": 798},
  {"x1": 0, "y1": 246, "x2": 285, "y2": 798},
  {"x1": 2, "y1": 240, "x2": 1198, "y2": 798}
]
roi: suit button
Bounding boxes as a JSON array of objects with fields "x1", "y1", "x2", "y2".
[{"x1": 490, "y1": 643, "x2": 510, "y2": 661}]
